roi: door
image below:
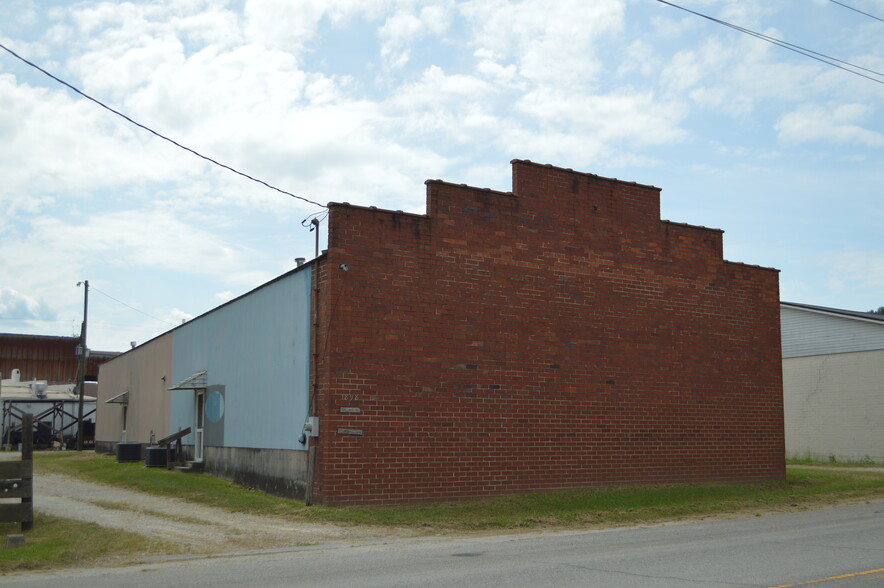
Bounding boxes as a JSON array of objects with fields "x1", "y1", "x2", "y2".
[
  {"x1": 121, "y1": 405, "x2": 128, "y2": 443},
  {"x1": 194, "y1": 390, "x2": 205, "y2": 462}
]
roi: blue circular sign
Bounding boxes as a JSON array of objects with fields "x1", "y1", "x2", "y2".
[{"x1": 205, "y1": 390, "x2": 224, "y2": 423}]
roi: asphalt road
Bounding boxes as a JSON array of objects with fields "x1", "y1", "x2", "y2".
[{"x1": 6, "y1": 499, "x2": 884, "y2": 587}]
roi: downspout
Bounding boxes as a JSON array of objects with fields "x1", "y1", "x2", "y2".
[{"x1": 305, "y1": 217, "x2": 321, "y2": 505}]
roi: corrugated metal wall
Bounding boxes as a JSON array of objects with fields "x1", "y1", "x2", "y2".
[
  {"x1": 780, "y1": 306, "x2": 884, "y2": 358},
  {"x1": 0, "y1": 334, "x2": 118, "y2": 383},
  {"x1": 95, "y1": 332, "x2": 174, "y2": 445},
  {"x1": 169, "y1": 265, "x2": 312, "y2": 451}
]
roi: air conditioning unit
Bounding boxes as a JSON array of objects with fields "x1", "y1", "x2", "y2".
[{"x1": 31, "y1": 382, "x2": 48, "y2": 398}]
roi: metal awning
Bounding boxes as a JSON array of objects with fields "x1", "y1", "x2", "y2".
[
  {"x1": 167, "y1": 370, "x2": 207, "y2": 390},
  {"x1": 105, "y1": 391, "x2": 129, "y2": 404}
]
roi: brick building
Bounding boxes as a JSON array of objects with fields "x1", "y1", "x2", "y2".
[{"x1": 97, "y1": 160, "x2": 784, "y2": 505}]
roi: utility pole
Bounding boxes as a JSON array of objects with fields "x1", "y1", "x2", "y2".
[
  {"x1": 311, "y1": 217, "x2": 320, "y2": 258},
  {"x1": 76, "y1": 280, "x2": 89, "y2": 451}
]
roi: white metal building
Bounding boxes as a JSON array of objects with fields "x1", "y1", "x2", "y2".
[
  {"x1": 1, "y1": 368, "x2": 97, "y2": 448},
  {"x1": 781, "y1": 302, "x2": 884, "y2": 463}
]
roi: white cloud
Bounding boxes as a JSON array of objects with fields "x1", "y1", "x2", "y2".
[
  {"x1": 0, "y1": 1, "x2": 39, "y2": 27},
  {"x1": 456, "y1": 161, "x2": 512, "y2": 192},
  {"x1": 5, "y1": 210, "x2": 272, "y2": 288},
  {"x1": 827, "y1": 252, "x2": 884, "y2": 293},
  {"x1": 0, "y1": 287, "x2": 55, "y2": 321},
  {"x1": 1, "y1": 2, "x2": 452, "y2": 219},
  {"x1": 0, "y1": 74, "x2": 199, "y2": 216},
  {"x1": 393, "y1": 64, "x2": 495, "y2": 106},
  {"x1": 496, "y1": 127, "x2": 653, "y2": 168},
  {"x1": 168, "y1": 308, "x2": 194, "y2": 324},
  {"x1": 243, "y1": 0, "x2": 406, "y2": 55},
  {"x1": 73, "y1": 34, "x2": 186, "y2": 100},
  {"x1": 214, "y1": 291, "x2": 235, "y2": 303},
  {"x1": 378, "y1": 4, "x2": 452, "y2": 70},
  {"x1": 516, "y1": 88, "x2": 688, "y2": 146},
  {"x1": 171, "y1": 4, "x2": 244, "y2": 48},
  {"x1": 651, "y1": 1, "x2": 884, "y2": 129},
  {"x1": 659, "y1": 31, "x2": 821, "y2": 117},
  {"x1": 122, "y1": 43, "x2": 307, "y2": 140},
  {"x1": 460, "y1": 0, "x2": 624, "y2": 87},
  {"x1": 716, "y1": 0, "x2": 777, "y2": 28},
  {"x1": 649, "y1": 14, "x2": 696, "y2": 39},
  {"x1": 775, "y1": 103, "x2": 884, "y2": 147},
  {"x1": 475, "y1": 57, "x2": 519, "y2": 88},
  {"x1": 243, "y1": 0, "x2": 327, "y2": 55},
  {"x1": 618, "y1": 40, "x2": 657, "y2": 77},
  {"x1": 387, "y1": 65, "x2": 500, "y2": 144}
]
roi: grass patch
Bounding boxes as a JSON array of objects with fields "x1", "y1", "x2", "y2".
[
  {"x1": 313, "y1": 467, "x2": 884, "y2": 530},
  {"x1": 33, "y1": 452, "x2": 884, "y2": 532},
  {"x1": 786, "y1": 456, "x2": 883, "y2": 467},
  {"x1": 89, "y1": 500, "x2": 209, "y2": 526},
  {"x1": 0, "y1": 513, "x2": 182, "y2": 574},
  {"x1": 35, "y1": 452, "x2": 304, "y2": 519}
]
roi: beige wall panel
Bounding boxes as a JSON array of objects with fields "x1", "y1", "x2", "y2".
[
  {"x1": 96, "y1": 333, "x2": 173, "y2": 445},
  {"x1": 784, "y1": 349, "x2": 884, "y2": 462}
]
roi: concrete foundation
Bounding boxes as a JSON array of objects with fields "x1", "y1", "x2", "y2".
[
  {"x1": 95, "y1": 440, "x2": 114, "y2": 454},
  {"x1": 202, "y1": 446, "x2": 308, "y2": 500}
]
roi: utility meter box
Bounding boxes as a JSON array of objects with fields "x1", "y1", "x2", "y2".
[{"x1": 303, "y1": 416, "x2": 320, "y2": 437}]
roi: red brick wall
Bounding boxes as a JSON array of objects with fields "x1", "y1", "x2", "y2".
[{"x1": 312, "y1": 160, "x2": 784, "y2": 505}]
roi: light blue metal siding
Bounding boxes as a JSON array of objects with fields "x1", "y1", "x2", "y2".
[
  {"x1": 781, "y1": 305, "x2": 884, "y2": 358},
  {"x1": 169, "y1": 266, "x2": 312, "y2": 450},
  {"x1": 169, "y1": 390, "x2": 195, "y2": 444}
]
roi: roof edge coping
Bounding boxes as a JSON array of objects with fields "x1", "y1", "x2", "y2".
[{"x1": 510, "y1": 159, "x2": 662, "y2": 192}]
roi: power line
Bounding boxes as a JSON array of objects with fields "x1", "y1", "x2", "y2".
[
  {"x1": 656, "y1": 0, "x2": 884, "y2": 85},
  {"x1": 88, "y1": 285, "x2": 179, "y2": 327},
  {"x1": 829, "y1": 0, "x2": 884, "y2": 23},
  {"x1": 301, "y1": 209, "x2": 329, "y2": 228},
  {"x1": 0, "y1": 41, "x2": 327, "y2": 209}
]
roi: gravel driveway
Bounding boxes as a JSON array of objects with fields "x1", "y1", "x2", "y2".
[{"x1": 32, "y1": 473, "x2": 414, "y2": 553}]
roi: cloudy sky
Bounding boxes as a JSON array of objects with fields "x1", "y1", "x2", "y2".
[{"x1": 1, "y1": 0, "x2": 882, "y2": 353}]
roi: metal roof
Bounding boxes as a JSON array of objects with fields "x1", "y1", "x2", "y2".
[
  {"x1": 1, "y1": 333, "x2": 120, "y2": 383},
  {"x1": 780, "y1": 301, "x2": 884, "y2": 324},
  {"x1": 168, "y1": 370, "x2": 207, "y2": 390},
  {"x1": 105, "y1": 391, "x2": 129, "y2": 404}
]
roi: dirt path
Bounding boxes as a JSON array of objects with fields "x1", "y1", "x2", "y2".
[{"x1": 32, "y1": 474, "x2": 415, "y2": 553}]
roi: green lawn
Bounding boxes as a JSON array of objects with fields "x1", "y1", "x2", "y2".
[
  {"x1": 0, "y1": 514, "x2": 183, "y2": 573},
  {"x1": 32, "y1": 452, "x2": 884, "y2": 530},
  {"x1": 786, "y1": 455, "x2": 884, "y2": 467}
]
